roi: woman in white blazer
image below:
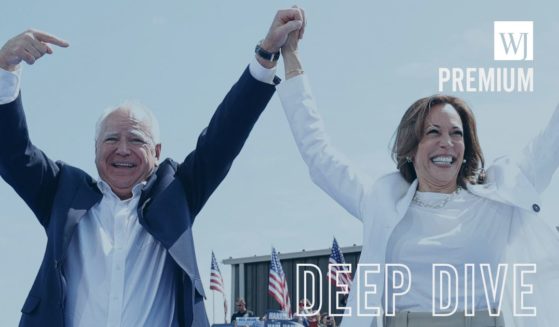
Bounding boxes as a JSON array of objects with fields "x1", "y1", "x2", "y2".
[{"x1": 275, "y1": 20, "x2": 559, "y2": 327}]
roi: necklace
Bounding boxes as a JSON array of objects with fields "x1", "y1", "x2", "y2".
[{"x1": 412, "y1": 186, "x2": 462, "y2": 209}]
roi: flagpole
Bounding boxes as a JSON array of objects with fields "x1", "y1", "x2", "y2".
[
  {"x1": 212, "y1": 291, "x2": 215, "y2": 325},
  {"x1": 223, "y1": 294, "x2": 227, "y2": 323}
]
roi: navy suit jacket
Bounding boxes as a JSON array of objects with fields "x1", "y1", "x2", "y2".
[{"x1": 0, "y1": 67, "x2": 276, "y2": 327}]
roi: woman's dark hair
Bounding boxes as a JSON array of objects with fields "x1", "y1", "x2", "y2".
[{"x1": 391, "y1": 95, "x2": 485, "y2": 188}]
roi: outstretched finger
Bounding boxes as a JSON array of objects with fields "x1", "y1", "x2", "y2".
[{"x1": 31, "y1": 30, "x2": 69, "y2": 48}]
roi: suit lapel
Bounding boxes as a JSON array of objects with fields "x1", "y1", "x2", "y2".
[
  {"x1": 138, "y1": 160, "x2": 175, "y2": 222},
  {"x1": 58, "y1": 181, "x2": 102, "y2": 261}
]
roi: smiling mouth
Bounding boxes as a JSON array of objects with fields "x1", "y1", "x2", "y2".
[
  {"x1": 112, "y1": 162, "x2": 136, "y2": 168},
  {"x1": 430, "y1": 155, "x2": 455, "y2": 166}
]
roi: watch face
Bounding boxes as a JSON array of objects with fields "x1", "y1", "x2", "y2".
[{"x1": 256, "y1": 44, "x2": 279, "y2": 62}]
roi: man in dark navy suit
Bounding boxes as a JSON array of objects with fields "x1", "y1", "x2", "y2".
[{"x1": 0, "y1": 7, "x2": 306, "y2": 327}]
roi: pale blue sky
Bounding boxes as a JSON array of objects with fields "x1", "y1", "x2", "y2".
[{"x1": 1, "y1": 1, "x2": 559, "y2": 325}]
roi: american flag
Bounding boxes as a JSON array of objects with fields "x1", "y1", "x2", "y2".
[
  {"x1": 210, "y1": 251, "x2": 225, "y2": 294},
  {"x1": 210, "y1": 251, "x2": 228, "y2": 318},
  {"x1": 268, "y1": 247, "x2": 292, "y2": 316},
  {"x1": 327, "y1": 238, "x2": 353, "y2": 289}
]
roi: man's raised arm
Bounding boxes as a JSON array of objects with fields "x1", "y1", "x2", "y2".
[
  {"x1": 176, "y1": 8, "x2": 306, "y2": 218},
  {"x1": 0, "y1": 29, "x2": 68, "y2": 227}
]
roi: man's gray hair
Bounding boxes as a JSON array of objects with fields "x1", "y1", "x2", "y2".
[{"x1": 95, "y1": 100, "x2": 161, "y2": 145}]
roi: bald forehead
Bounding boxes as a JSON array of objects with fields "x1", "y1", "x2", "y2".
[
  {"x1": 104, "y1": 107, "x2": 152, "y2": 128},
  {"x1": 100, "y1": 107, "x2": 152, "y2": 137},
  {"x1": 95, "y1": 103, "x2": 160, "y2": 144}
]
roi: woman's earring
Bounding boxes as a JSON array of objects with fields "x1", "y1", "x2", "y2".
[
  {"x1": 406, "y1": 156, "x2": 412, "y2": 163},
  {"x1": 463, "y1": 159, "x2": 467, "y2": 164}
]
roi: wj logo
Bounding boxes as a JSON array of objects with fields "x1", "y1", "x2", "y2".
[{"x1": 494, "y1": 21, "x2": 533, "y2": 61}]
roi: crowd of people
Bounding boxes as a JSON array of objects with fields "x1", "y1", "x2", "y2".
[{"x1": 228, "y1": 298, "x2": 338, "y2": 327}]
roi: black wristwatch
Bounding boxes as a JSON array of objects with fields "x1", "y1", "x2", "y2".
[{"x1": 255, "y1": 41, "x2": 280, "y2": 62}]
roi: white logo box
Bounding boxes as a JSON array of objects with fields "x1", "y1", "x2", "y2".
[{"x1": 494, "y1": 21, "x2": 533, "y2": 61}]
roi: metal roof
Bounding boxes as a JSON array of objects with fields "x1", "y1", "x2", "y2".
[{"x1": 222, "y1": 245, "x2": 362, "y2": 265}]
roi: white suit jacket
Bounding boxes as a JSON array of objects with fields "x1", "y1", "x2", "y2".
[{"x1": 277, "y1": 75, "x2": 559, "y2": 327}]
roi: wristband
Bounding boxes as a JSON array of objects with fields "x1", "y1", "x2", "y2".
[{"x1": 255, "y1": 41, "x2": 280, "y2": 62}]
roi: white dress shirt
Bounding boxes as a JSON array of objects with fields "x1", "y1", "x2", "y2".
[
  {"x1": 64, "y1": 180, "x2": 179, "y2": 327},
  {"x1": 0, "y1": 57, "x2": 277, "y2": 327},
  {"x1": 0, "y1": 65, "x2": 21, "y2": 103}
]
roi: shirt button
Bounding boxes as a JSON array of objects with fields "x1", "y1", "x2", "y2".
[{"x1": 532, "y1": 204, "x2": 540, "y2": 212}]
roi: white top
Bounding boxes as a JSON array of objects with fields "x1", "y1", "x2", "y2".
[
  {"x1": 385, "y1": 189, "x2": 512, "y2": 312},
  {"x1": 65, "y1": 180, "x2": 178, "y2": 327}
]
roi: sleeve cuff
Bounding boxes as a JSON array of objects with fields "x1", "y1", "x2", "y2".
[
  {"x1": 0, "y1": 66, "x2": 21, "y2": 105},
  {"x1": 248, "y1": 57, "x2": 277, "y2": 85},
  {"x1": 276, "y1": 74, "x2": 308, "y2": 101}
]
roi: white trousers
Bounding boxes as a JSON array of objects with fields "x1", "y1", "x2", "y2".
[{"x1": 385, "y1": 311, "x2": 505, "y2": 327}]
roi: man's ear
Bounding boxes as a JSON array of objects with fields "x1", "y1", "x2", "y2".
[{"x1": 155, "y1": 144, "x2": 162, "y2": 161}]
